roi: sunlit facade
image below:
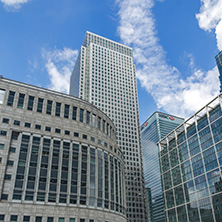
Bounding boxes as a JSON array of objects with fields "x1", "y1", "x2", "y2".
[
  {"x1": 0, "y1": 77, "x2": 126, "y2": 222},
  {"x1": 70, "y1": 31, "x2": 147, "y2": 222},
  {"x1": 141, "y1": 112, "x2": 184, "y2": 222},
  {"x1": 215, "y1": 50, "x2": 222, "y2": 92},
  {"x1": 158, "y1": 94, "x2": 222, "y2": 222}
]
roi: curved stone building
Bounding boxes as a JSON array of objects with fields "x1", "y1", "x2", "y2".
[{"x1": 0, "y1": 77, "x2": 126, "y2": 222}]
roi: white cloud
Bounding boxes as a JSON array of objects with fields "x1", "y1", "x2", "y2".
[
  {"x1": 215, "y1": 20, "x2": 222, "y2": 50},
  {"x1": 196, "y1": 0, "x2": 222, "y2": 50},
  {"x1": 116, "y1": 0, "x2": 220, "y2": 118},
  {"x1": 42, "y1": 47, "x2": 78, "y2": 94},
  {"x1": 1, "y1": 0, "x2": 29, "y2": 9}
]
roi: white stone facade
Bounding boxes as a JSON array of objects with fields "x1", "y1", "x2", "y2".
[{"x1": 0, "y1": 77, "x2": 126, "y2": 222}]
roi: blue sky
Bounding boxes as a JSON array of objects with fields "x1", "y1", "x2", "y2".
[{"x1": 0, "y1": 0, "x2": 222, "y2": 124}]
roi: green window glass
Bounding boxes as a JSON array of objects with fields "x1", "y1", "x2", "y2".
[
  {"x1": 55, "y1": 102, "x2": 61, "y2": 117},
  {"x1": 86, "y1": 111, "x2": 90, "y2": 124},
  {"x1": 17, "y1": 93, "x2": 25, "y2": 108},
  {"x1": 72, "y1": 106, "x2": 77, "y2": 120},
  {"x1": 80, "y1": 109, "x2": 84, "y2": 122},
  {"x1": 7, "y1": 91, "x2": 15, "y2": 106},
  {"x1": 27, "y1": 96, "x2": 34, "y2": 111},
  {"x1": 64, "y1": 104, "x2": 70, "y2": 118},
  {"x1": 46, "y1": 100, "x2": 53, "y2": 115}
]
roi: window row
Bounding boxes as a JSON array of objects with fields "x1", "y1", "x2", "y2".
[
  {"x1": 1, "y1": 89, "x2": 113, "y2": 137},
  {"x1": 159, "y1": 106, "x2": 222, "y2": 157},
  {"x1": 0, "y1": 215, "x2": 106, "y2": 222},
  {"x1": 3, "y1": 134, "x2": 125, "y2": 214}
]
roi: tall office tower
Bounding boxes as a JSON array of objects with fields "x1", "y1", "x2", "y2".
[
  {"x1": 70, "y1": 31, "x2": 147, "y2": 221},
  {"x1": 0, "y1": 77, "x2": 126, "y2": 222},
  {"x1": 158, "y1": 94, "x2": 222, "y2": 222},
  {"x1": 215, "y1": 50, "x2": 222, "y2": 92},
  {"x1": 141, "y1": 112, "x2": 184, "y2": 222}
]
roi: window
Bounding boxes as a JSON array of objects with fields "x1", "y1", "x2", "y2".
[
  {"x1": 1, "y1": 194, "x2": 8, "y2": 200},
  {"x1": 2, "y1": 118, "x2": 9, "y2": 123},
  {"x1": 14, "y1": 120, "x2": 20, "y2": 126},
  {"x1": 10, "y1": 215, "x2": 17, "y2": 221},
  {"x1": 5, "y1": 174, "x2": 11, "y2": 180},
  {"x1": 45, "y1": 126, "x2": 51, "y2": 132},
  {"x1": 0, "y1": 215, "x2": 5, "y2": 221},
  {"x1": 83, "y1": 134, "x2": 87, "y2": 139},
  {"x1": 17, "y1": 93, "x2": 25, "y2": 108},
  {"x1": 91, "y1": 137, "x2": 95, "y2": 142},
  {"x1": 69, "y1": 219, "x2": 75, "y2": 222},
  {"x1": 72, "y1": 106, "x2": 77, "y2": 120},
  {"x1": 80, "y1": 109, "x2": 84, "y2": 122},
  {"x1": 92, "y1": 114, "x2": 96, "y2": 127},
  {"x1": 65, "y1": 130, "x2": 70, "y2": 135},
  {"x1": 7, "y1": 160, "x2": 13, "y2": 166},
  {"x1": 0, "y1": 130, "x2": 7, "y2": 136},
  {"x1": 24, "y1": 122, "x2": 31, "y2": 128},
  {"x1": 0, "y1": 144, "x2": 4, "y2": 149},
  {"x1": 35, "y1": 217, "x2": 42, "y2": 222},
  {"x1": 55, "y1": 102, "x2": 61, "y2": 117},
  {"x1": 74, "y1": 132, "x2": 79, "y2": 137},
  {"x1": 11, "y1": 131, "x2": 18, "y2": 140},
  {"x1": 80, "y1": 219, "x2": 85, "y2": 222},
  {"x1": 7, "y1": 91, "x2": 15, "y2": 106},
  {"x1": 86, "y1": 111, "x2": 90, "y2": 124},
  {"x1": 55, "y1": 128, "x2": 61, "y2": 134},
  {"x1": 0, "y1": 89, "x2": 5, "y2": 104},
  {"x1": 64, "y1": 104, "x2": 70, "y2": 118},
  {"x1": 46, "y1": 100, "x2": 53, "y2": 115},
  {"x1": 23, "y1": 216, "x2": 30, "y2": 221},
  {"x1": 98, "y1": 117, "x2": 101, "y2": 129},
  {"x1": 9, "y1": 147, "x2": 16, "y2": 152},
  {"x1": 27, "y1": 96, "x2": 35, "y2": 111},
  {"x1": 59, "y1": 218, "x2": 65, "y2": 222},
  {"x1": 107, "y1": 123, "x2": 109, "y2": 135},
  {"x1": 37, "y1": 98, "x2": 44, "y2": 113},
  {"x1": 0, "y1": 157, "x2": 2, "y2": 164},
  {"x1": 103, "y1": 120, "x2": 105, "y2": 133},
  {"x1": 47, "y1": 218, "x2": 54, "y2": 222},
  {"x1": 35, "y1": 124, "x2": 41, "y2": 130}
]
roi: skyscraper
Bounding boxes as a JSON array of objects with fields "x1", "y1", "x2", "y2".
[
  {"x1": 215, "y1": 50, "x2": 222, "y2": 92},
  {"x1": 158, "y1": 94, "x2": 222, "y2": 222},
  {"x1": 141, "y1": 112, "x2": 184, "y2": 222},
  {"x1": 70, "y1": 31, "x2": 147, "y2": 221}
]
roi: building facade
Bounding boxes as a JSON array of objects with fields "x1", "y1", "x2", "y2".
[
  {"x1": 141, "y1": 112, "x2": 184, "y2": 222},
  {"x1": 158, "y1": 94, "x2": 222, "y2": 222},
  {"x1": 0, "y1": 77, "x2": 126, "y2": 222},
  {"x1": 215, "y1": 50, "x2": 222, "y2": 92},
  {"x1": 70, "y1": 31, "x2": 147, "y2": 221}
]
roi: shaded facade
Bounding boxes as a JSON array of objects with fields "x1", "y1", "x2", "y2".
[
  {"x1": 158, "y1": 94, "x2": 222, "y2": 222},
  {"x1": 70, "y1": 31, "x2": 147, "y2": 221},
  {"x1": 0, "y1": 77, "x2": 126, "y2": 222},
  {"x1": 141, "y1": 112, "x2": 184, "y2": 222},
  {"x1": 215, "y1": 50, "x2": 222, "y2": 92}
]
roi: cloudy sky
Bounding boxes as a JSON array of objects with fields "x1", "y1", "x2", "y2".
[{"x1": 0, "y1": 0, "x2": 221, "y2": 123}]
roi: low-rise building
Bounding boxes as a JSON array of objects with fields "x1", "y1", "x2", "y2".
[{"x1": 0, "y1": 77, "x2": 126, "y2": 222}]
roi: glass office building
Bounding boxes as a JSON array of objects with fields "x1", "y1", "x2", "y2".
[
  {"x1": 215, "y1": 50, "x2": 222, "y2": 92},
  {"x1": 158, "y1": 94, "x2": 222, "y2": 222},
  {"x1": 141, "y1": 112, "x2": 184, "y2": 222},
  {"x1": 0, "y1": 77, "x2": 126, "y2": 222},
  {"x1": 70, "y1": 31, "x2": 147, "y2": 221}
]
